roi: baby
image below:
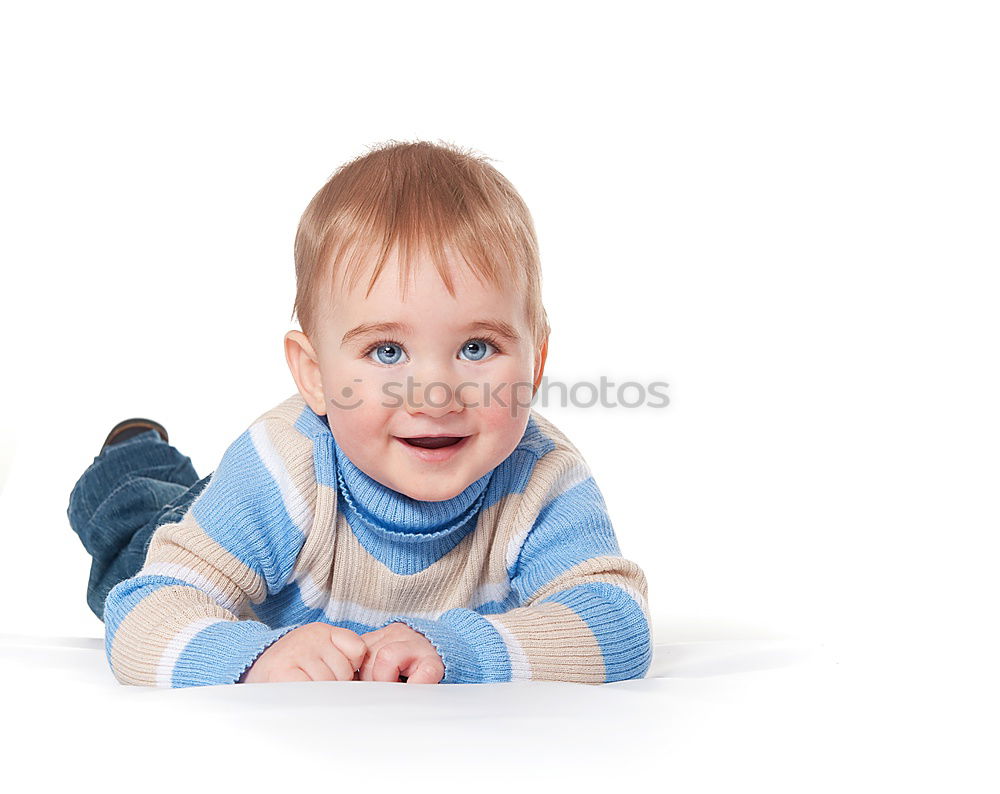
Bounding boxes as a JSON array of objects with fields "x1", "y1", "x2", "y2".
[{"x1": 67, "y1": 140, "x2": 653, "y2": 686}]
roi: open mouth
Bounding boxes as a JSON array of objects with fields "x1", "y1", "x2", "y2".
[{"x1": 401, "y1": 436, "x2": 467, "y2": 449}]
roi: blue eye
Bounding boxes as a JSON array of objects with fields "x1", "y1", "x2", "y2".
[
  {"x1": 365, "y1": 335, "x2": 502, "y2": 365},
  {"x1": 459, "y1": 338, "x2": 497, "y2": 362},
  {"x1": 368, "y1": 341, "x2": 408, "y2": 366}
]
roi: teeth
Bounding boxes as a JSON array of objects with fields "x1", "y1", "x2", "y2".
[{"x1": 405, "y1": 437, "x2": 462, "y2": 449}]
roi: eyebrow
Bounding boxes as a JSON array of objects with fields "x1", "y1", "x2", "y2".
[{"x1": 341, "y1": 319, "x2": 521, "y2": 347}]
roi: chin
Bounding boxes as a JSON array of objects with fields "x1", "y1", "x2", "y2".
[{"x1": 401, "y1": 481, "x2": 467, "y2": 502}]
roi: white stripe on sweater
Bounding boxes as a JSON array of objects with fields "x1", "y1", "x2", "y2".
[
  {"x1": 469, "y1": 580, "x2": 512, "y2": 609},
  {"x1": 250, "y1": 421, "x2": 313, "y2": 537},
  {"x1": 139, "y1": 562, "x2": 242, "y2": 613},
  {"x1": 325, "y1": 599, "x2": 441, "y2": 627},
  {"x1": 485, "y1": 615, "x2": 532, "y2": 680},
  {"x1": 156, "y1": 617, "x2": 227, "y2": 687}
]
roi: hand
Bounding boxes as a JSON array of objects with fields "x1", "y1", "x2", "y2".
[
  {"x1": 238, "y1": 622, "x2": 367, "y2": 684},
  {"x1": 357, "y1": 622, "x2": 445, "y2": 684}
]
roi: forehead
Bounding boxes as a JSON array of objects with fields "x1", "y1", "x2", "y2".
[{"x1": 328, "y1": 247, "x2": 522, "y2": 326}]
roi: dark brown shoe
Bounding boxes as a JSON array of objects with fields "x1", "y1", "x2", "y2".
[{"x1": 101, "y1": 418, "x2": 169, "y2": 453}]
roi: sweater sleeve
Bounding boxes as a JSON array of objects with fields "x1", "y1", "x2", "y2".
[
  {"x1": 372, "y1": 449, "x2": 653, "y2": 684},
  {"x1": 102, "y1": 417, "x2": 316, "y2": 688}
]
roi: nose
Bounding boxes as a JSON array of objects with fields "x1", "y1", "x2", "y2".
[{"x1": 405, "y1": 360, "x2": 467, "y2": 418}]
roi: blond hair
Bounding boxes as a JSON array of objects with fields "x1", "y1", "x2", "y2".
[{"x1": 291, "y1": 139, "x2": 550, "y2": 350}]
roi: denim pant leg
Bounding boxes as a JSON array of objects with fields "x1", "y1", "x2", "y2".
[{"x1": 67, "y1": 428, "x2": 213, "y2": 621}]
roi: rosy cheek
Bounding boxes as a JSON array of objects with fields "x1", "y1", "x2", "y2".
[
  {"x1": 368, "y1": 373, "x2": 411, "y2": 412},
  {"x1": 487, "y1": 380, "x2": 534, "y2": 421},
  {"x1": 477, "y1": 397, "x2": 530, "y2": 438}
]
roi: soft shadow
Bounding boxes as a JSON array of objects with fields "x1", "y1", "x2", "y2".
[
  {"x1": 646, "y1": 639, "x2": 825, "y2": 678},
  {"x1": 0, "y1": 633, "x2": 102, "y2": 650}
]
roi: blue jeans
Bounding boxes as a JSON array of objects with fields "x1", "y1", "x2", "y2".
[{"x1": 66, "y1": 429, "x2": 213, "y2": 622}]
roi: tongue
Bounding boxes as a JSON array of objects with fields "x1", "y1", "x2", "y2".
[{"x1": 406, "y1": 437, "x2": 461, "y2": 449}]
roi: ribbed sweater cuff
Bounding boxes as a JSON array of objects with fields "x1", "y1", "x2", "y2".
[
  {"x1": 169, "y1": 620, "x2": 302, "y2": 687},
  {"x1": 374, "y1": 609, "x2": 510, "y2": 684}
]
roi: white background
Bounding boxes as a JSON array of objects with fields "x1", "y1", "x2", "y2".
[{"x1": 0, "y1": 1, "x2": 997, "y2": 790}]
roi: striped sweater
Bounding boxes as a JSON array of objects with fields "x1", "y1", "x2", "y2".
[{"x1": 103, "y1": 393, "x2": 653, "y2": 687}]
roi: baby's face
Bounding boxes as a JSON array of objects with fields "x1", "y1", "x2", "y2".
[{"x1": 298, "y1": 250, "x2": 544, "y2": 501}]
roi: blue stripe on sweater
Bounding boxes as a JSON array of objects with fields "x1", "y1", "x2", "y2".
[
  {"x1": 539, "y1": 582, "x2": 653, "y2": 681},
  {"x1": 189, "y1": 428, "x2": 306, "y2": 594},
  {"x1": 251, "y1": 578, "x2": 328, "y2": 628},
  {"x1": 295, "y1": 401, "x2": 330, "y2": 440},
  {"x1": 509, "y1": 475, "x2": 621, "y2": 602},
  {"x1": 170, "y1": 619, "x2": 301, "y2": 687},
  {"x1": 103, "y1": 574, "x2": 205, "y2": 664}
]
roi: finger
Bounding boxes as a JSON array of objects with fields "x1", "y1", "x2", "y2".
[
  {"x1": 360, "y1": 623, "x2": 405, "y2": 647},
  {"x1": 359, "y1": 627, "x2": 387, "y2": 644},
  {"x1": 294, "y1": 656, "x2": 338, "y2": 682},
  {"x1": 331, "y1": 629, "x2": 370, "y2": 672},
  {"x1": 358, "y1": 636, "x2": 392, "y2": 682},
  {"x1": 316, "y1": 645, "x2": 356, "y2": 682},
  {"x1": 371, "y1": 641, "x2": 410, "y2": 683},
  {"x1": 405, "y1": 658, "x2": 444, "y2": 684},
  {"x1": 271, "y1": 665, "x2": 311, "y2": 683}
]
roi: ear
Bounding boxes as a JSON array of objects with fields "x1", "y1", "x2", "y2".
[
  {"x1": 284, "y1": 330, "x2": 327, "y2": 416},
  {"x1": 532, "y1": 335, "x2": 549, "y2": 395}
]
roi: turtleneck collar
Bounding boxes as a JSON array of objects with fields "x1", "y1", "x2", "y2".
[{"x1": 330, "y1": 434, "x2": 493, "y2": 541}]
